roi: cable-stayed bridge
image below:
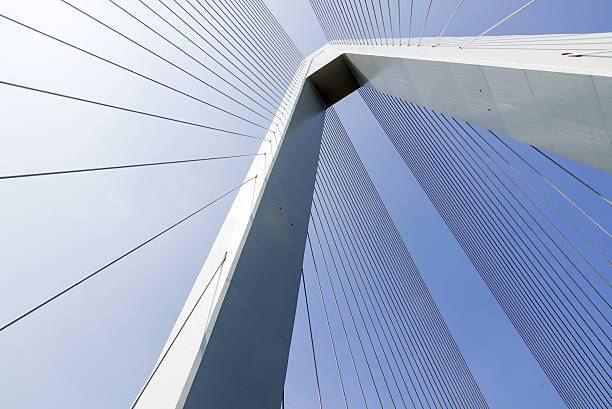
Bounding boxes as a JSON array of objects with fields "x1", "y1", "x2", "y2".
[{"x1": 0, "y1": 0, "x2": 610, "y2": 408}]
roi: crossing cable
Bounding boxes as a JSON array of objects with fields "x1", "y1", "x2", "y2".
[
  {"x1": 0, "y1": 80, "x2": 267, "y2": 141},
  {"x1": 215, "y1": 0, "x2": 304, "y2": 66},
  {"x1": 420, "y1": 107, "x2": 612, "y2": 366},
  {"x1": 310, "y1": 205, "x2": 372, "y2": 409},
  {"x1": 418, "y1": 0, "x2": 433, "y2": 46},
  {"x1": 381, "y1": 114, "x2": 585, "y2": 409},
  {"x1": 324, "y1": 111, "x2": 490, "y2": 408},
  {"x1": 0, "y1": 14, "x2": 272, "y2": 130},
  {"x1": 248, "y1": 5, "x2": 307, "y2": 111},
  {"x1": 360, "y1": 87, "x2": 611, "y2": 408},
  {"x1": 402, "y1": 100, "x2": 612, "y2": 403},
  {"x1": 301, "y1": 270, "x2": 323, "y2": 409},
  {"x1": 416, "y1": 103, "x2": 612, "y2": 326},
  {"x1": 493, "y1": 141, "x2": 612, "y2": 238},
  {"x1": 466, "y1": 126, "x2": 612, "y2": 290},
  {"x1": 460, "y1": 0, "x2": 538, "y2": 49},
  {"x1": 441, "y1": 117, "x2": 612, "y2": 328},
  {"x1": 465, "y1": 125, "x2": 612, "y2": 294},
  {"x1": 306, "y1": 233, "x2": 350, "y2": 409},
  {"x1": 0, "y1": 176, "x2": 257, "y2": 334},
  {"x1": 0, "y1": 153, "x2": 264, "y2": 181},
  {"x1": 74, "y1": 0, "x2": 283, "y2": 117},
  {"x1": 1, "y1": 13, "x2": 275, "y2": 123},
  {"x1": 364, "y1": 88, "x2": 544, "y2": 382},
  {"x1": 130, "y1": 252, "x2": 228, "y2": 408},
  {"x1": 322, "y1": 116, "x2": 462, "y2": 409},
  {"x1": 486, "y1": 129, "x2": 612, "y2": 261},
  {"x1": 313, "y1": 186, "x2": 395, "y2": 408},
  {"x1": 147, "y1": 0, "x2": 287, "y2": 116},
  {"x1": 429, "y1": 116, "x2": 610, "y2": 408},
  {"x1": 364, "y1": 89, "x2": 586, "y2": 408},
  {"x1": 402, "y1": 103, "x2": 612, "y2": 406},
  {"x1": 321, "y1": 113, "x2": 489, "y2": 408},
  {"x1": 433, "y1": 0, "x2": 465, "y2": 47},
  {"x1": 362, "y1": 89, "x2": 580, "y2": 407},
  {"x1": 423, "y1": 112, "x2": 612, "y2": 315},
  {"x1": 530, "y1": 146, "x2": 612, "y2": 206},
  {"x1": 361, "y1": 88, "x2": 587, "y2": 408},
  {"x1": 424, "y1": 118, "x2": 612, "y2": 408}
]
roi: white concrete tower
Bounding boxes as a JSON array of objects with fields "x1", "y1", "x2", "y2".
[{"x1": 134, "y1": 33, "x2": 612, "y2": 408}]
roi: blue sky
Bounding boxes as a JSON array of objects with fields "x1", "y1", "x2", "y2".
[
  {"x1": 279, "y1": 1, "x2": 612, "y2": 407},
  {"x1": 0, "y1": 0, "x2": 610, "y2": 408}
]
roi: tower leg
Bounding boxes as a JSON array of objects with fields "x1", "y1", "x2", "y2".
[{"x1": 134, "y1": 80, "x2": 326, "y2": 409}]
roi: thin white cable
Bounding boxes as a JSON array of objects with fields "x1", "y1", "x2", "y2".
[
  {"x1": 131, "y1": 253, "x2": 228, "y2": 409},
  {"x1": 407, "y1": 0, "x2": 413, "y2": 45},
  {"x1": 433, "y1": 0, "x2": 465, "y2": 47},
  {"x1": 460, "y1": 0, "x2": 537, "y2": 49},
  {"x1": 418, "y1": 0, "x2": 433, "y2": 46},
  {"x1": 565, "y1": 49, "x2": 612, "y2": 57}
]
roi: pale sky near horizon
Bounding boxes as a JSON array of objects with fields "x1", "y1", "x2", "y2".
[{"x1": 0, "y1": 0, "x2": 611, "y2": 408}]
